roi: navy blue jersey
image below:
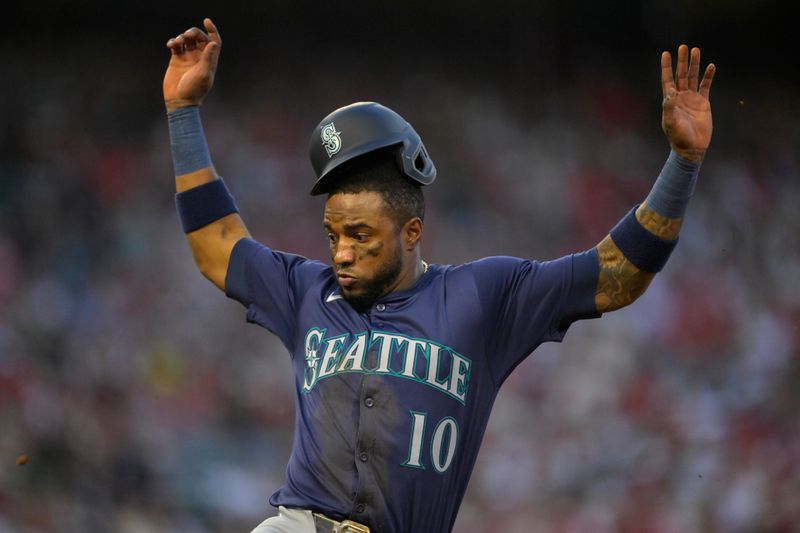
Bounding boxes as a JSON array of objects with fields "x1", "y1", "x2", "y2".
[{"x1": 225, "y1": 238, "x2": 600, "y2": 532}]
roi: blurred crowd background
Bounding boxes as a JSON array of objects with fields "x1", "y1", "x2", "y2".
[{"x1": 1, "y1": 2, "x2": 798, "y2": 532}]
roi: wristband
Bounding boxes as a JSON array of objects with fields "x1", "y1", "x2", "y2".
[
  {"x1": 609, "y1": 207, "x2": 677, "y2": 272},
  {"x1": 175, "y1": 178, "x2": 239, "y2": 233},
  {"x1": 645, "y1": 151, "x2": 701, "y2": 219},
  {"x1": 168, "y1": 106, "x2": 213, "y2": 175}
]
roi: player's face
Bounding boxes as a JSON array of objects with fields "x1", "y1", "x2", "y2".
[{"x1": 324, "y1": 191, "x2": 406, "y2": 311}]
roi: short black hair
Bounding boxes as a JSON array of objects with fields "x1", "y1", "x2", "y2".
[{"x1": 326, "y1": 147, "x2": 425, "y2": 230}]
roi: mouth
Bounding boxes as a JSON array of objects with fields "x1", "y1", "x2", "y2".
[{"x1": 336, "y1": 273, "x2": 358, "y2": 288}]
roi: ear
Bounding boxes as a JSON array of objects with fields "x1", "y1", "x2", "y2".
[{"x1": 402, "y1": 217, "x2": 423, "y2": 251}]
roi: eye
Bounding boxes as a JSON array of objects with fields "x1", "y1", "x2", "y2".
[
  {"x1": 326, "y1": 233, "x2": 337, "y2": 245},
  {"x1": 354, "y1": 233, "x2": 369, "y2": 243}
]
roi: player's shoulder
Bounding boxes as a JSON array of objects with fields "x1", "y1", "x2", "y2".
[
  {"x1": 434, "y1": 255, "x2": 527, "y2": 272},
  {"x1": 235, "y1": 237, "x2": 332, "y2": 283},
  {"x1": 227, "y1": 238, "x2": 334, "y2": 304},
  {"x1": 463, "y1": 255, "x2": 532, "y2": 276},
  {"x1": 429, "y1": 255, "x2": 572, "y2": 285},
  {"x1": 460, "y1": 254, "x2": 575, "y2": 290},
  {"x1": 425, "y1": 256, "x2": 533, "y2": 293}
]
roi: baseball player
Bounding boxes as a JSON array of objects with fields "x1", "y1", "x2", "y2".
[{"x1": 163, "y1": 18, "x2": 714, "y2": 533}]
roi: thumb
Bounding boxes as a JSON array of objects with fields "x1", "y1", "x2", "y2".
[{"x1": 201, "y1": 41, "x2": 220, "y2": 70}]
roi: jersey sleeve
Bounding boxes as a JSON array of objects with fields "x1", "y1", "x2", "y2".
[
  {"x1": 471, "y1": 248, "x2": 600, "y2": 385},
  {"x1": 225, "y1": 237, "x2": 328, "y2": 353}
]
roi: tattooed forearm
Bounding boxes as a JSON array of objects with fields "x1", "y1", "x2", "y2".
[
  {"x1": 594, "y1": 204, "x2": 681, "y2": 312},
  {"x1": 595, "y1": 236, "x2": 656, "y2": 312},
  {"x1": 635, "y1": 203, "x2": 683, "y2": 240}
]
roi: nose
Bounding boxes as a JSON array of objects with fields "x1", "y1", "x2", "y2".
[{"x1": 333, "y1": 241, "x2": 356, "y2": 266}]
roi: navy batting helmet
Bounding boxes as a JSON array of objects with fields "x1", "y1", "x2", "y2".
[{"x1": 308, "y1": 102, "x2": 436, "y2": 195}]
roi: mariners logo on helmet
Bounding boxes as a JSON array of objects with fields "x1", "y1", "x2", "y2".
[
  {"x1": 309, "y1": 102, "x2": 437, "y2": 195},
  {"x1": 320, "y1": 122, "x2": 342, "y2": 157}
]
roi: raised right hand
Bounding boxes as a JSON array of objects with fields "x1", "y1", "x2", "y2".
[{"x1": 163, "y1": 18, "x2": 222, "y2": 112}]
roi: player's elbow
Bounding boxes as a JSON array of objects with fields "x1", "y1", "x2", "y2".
[
  {"x1": 191, "y1": 248, "x2": 227, "y2": 290},
  {"x1": 185, "y1": 218, "x2": 248, "y2": 292},
  {"x1": 595, "y1": 270, "x2": 655, "y2": 313},
  {"x1": 186, "y1": 232, "x2": 231, "y2": 291},
  {"x1": 594, "y1": 236, "x2": 660, "y2": 313}
]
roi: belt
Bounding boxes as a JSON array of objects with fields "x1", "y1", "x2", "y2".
[{"x1": 313, "y1": 513, "x2": 370, "y2": 533}]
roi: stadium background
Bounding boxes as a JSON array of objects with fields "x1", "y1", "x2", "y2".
[{"x1": 1, "y1": 1, "x2": 798, "y2": 531}]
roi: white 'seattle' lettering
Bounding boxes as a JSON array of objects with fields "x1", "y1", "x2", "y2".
[{"x1": 301, "y1": 328, "x2": 472, "y2": 404}]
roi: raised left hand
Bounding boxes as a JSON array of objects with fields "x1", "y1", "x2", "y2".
[{"x1": 661, "y1": 45, "x2": 715, "y2": 162}]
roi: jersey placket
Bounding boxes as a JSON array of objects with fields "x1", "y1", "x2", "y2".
[{"x1": 350, "y1": 302, "x2": 389, "y2": 523}]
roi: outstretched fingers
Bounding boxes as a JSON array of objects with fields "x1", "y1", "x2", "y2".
[
  {"x1": 662, "y1": 45, "x2": 715, "y2": 99},
  {"x1": 688, "y1": 47, "x2": 700, "y2": 91},
  {"x1": 699, "y1": 63, "x2": 716, "y2": 98},
  {"x1": 676, "y1": 44, "x2": 689, "y2": 91},
  {"x1": 661, "y1": 51, "x2": 675, "y2": 99}
]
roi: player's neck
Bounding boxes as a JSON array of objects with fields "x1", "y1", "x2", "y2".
[{"x1": 388, "y1": 256, "x2": 427, "y2": 294}]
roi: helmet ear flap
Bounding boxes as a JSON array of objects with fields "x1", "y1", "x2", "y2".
[
  {"x1": 398, "y1": 136, "x2": 436, "y2": 186},
  {"x1": 414, "y1": 147, "x2": 429, "y2": 172},
  {"x1": 413, "y1": 145, "x2": 434, "y2": 177}
]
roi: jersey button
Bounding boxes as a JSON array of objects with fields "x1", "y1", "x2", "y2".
[
  {"x1": 359, "y1": 451, "x2": 368, "y2": 462},
  {"x1": 364, "y1": 397, "x2": 375, "y2": 408},
  {"x1": 355, "y1": 503, "x2": 366, "y2": 514},
  {"x1": 376, "y1": 303, "x2": 386, "y2": 311}
]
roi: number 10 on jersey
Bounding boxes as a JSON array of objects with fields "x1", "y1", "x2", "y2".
[{"x1": 402, "y1": 411, "x2": 460, "y2": 473}]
